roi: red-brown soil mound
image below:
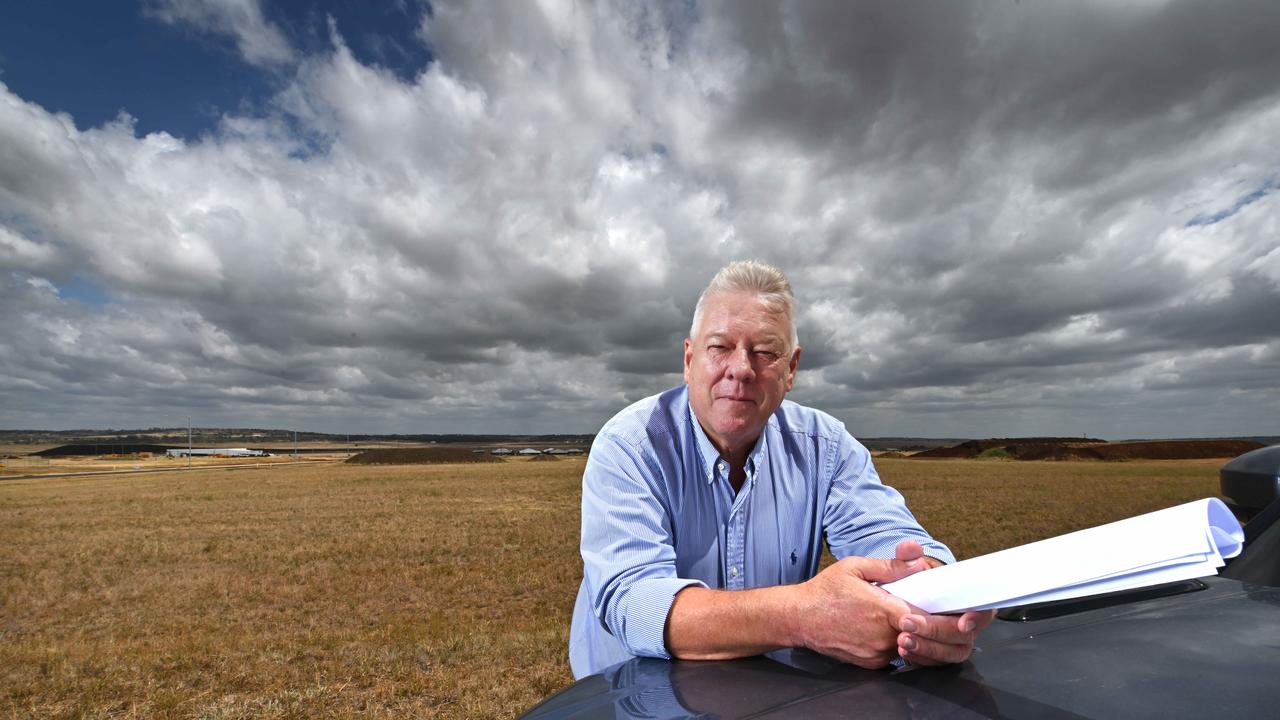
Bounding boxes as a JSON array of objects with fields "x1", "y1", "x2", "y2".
[
  {"x1": 1083, "y1": 440, "x2": 1264, "y2": 461},
  {"x1": 346, "y1": 448, "x2": 503, "y2": 465}
]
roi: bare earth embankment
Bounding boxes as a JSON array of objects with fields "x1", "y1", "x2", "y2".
[
  {"x1": 346, "y1": 448, "x2": 502, "y2": 465},
  {"x1": 1, "y1": 457, "x2": 1224, "y2": 718}
]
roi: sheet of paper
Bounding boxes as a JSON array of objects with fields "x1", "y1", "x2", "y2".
[{"x1": 882, "y1": 497, "x2": 1243, "y2": 614}]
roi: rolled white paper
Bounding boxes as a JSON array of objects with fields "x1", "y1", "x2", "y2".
[{"x1": 883, "y1": 498, "x2": 1243, "y2": 614}]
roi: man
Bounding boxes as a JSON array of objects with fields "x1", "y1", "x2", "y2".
[{"x1": 569, "y1": 260, "x2": 993, "y2": 679}]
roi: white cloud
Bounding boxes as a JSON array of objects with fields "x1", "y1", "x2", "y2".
[
  {"x1": 145, "y1": 0, "x2": 294, "y2": 67},
  {"x1": 0, "y1": 226, "x2": 61, "y2": 271},
  {"x1": 1, "y1": 2, "x2": 1278, "y2": 436}
]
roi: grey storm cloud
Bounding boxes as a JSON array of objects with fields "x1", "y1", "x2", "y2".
[{"x1": 1, "y1": 0, "x2": 1278, "y2": 437}]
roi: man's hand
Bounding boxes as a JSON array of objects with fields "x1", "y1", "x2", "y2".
[
  {"x1": 891, "y1": 540, "x2": 995, "y2": 667},
  {"x1": 895, "y1": 607, "x2": 994, "y2": 666},
  {"x1": 793, "y1": 543, "x2": 930, "y2": 668},
  {"x1": 797, "y1": 540, "x2": 992, "y2": 669}
]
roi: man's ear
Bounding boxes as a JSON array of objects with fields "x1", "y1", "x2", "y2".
[
  {"x1": 683, "y1": 338, "x2": 693, "y2": 384},
  {"x1": 785, "y1": 346, "x2": 801, "y2": 391}
]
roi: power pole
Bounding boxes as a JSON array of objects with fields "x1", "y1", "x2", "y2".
[{"x1": 187, "y1": 417, "x2": 192, "y2": 469}]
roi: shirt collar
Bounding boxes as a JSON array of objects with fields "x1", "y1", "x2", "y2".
[{"x1": 685, "y1": 387, "x2": 773, "y2": 485}]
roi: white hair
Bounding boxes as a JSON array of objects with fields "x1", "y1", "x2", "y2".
[{"x1": 690, "y1": 260, "x2": 798, "y2": 349}]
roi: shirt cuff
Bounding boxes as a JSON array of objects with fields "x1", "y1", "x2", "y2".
[
  {"x1": 612, "y1": 577, "x2": 708, "y2": 660},
  {"x1": 919, "y1": 542, "x2": 956, "y2": 566}
]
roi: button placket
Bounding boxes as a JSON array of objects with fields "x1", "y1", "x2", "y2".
[
  {"x1": 727, "y1": 508, "x2": 744, "y2": 589},
  {"x1": 726, "y1": 469, "x2": 751, "y2": 590}
]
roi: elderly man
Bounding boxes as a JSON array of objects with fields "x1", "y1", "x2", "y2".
[{"x1": 569, "y1": 260, "x2": 992, "y2": 679}]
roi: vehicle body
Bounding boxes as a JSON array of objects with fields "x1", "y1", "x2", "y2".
[{"x1": 523, "y1": 447, "x2": 1280, "y2": 719}]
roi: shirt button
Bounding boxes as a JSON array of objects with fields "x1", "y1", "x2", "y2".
[{"x1": 730, "y1": 567, "x2": 738, "y2": 578}]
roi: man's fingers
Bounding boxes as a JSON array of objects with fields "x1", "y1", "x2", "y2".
[
  {"x1": 898, "y1": 632, "x2": 975, "y2": 666},
  {"x1": 899, "y1": 613, "x2": 975, "y2": 645},
  {"x1": 897, "y1": 608, "x2": 995, "y2": 665},
  {"x1": 881, "y1": 599, "x2": 994, "y2": 668},
  {"x1": 900, "y1": 608, "x2": 996, "y2": 638},
  {"x1": 962, "y1": 609, "x2": 997, "y2": 633}
]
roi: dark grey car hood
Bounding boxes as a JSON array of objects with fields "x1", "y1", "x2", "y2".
[{"x1": 523, "y1": 576, "x2": 1280, "y2": 719}]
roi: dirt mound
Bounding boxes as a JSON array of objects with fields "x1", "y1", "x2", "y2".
[
  {"x1": 911, "y1": 438, "x2": 1263, "y2": 461},
  {"x1": 912, "y1": 438, "x2": 1105, "y2": 459},
  {"x1": 1086, "y1": 440, "x2": 1264, "y2": 461},
  {"x1": 35, "y1": 443, "x2": 176, "y2": 457},
  {"x1": 525, "y1": 453, "x2": 560, "y2": 461},
  {"x1": 346, "y1": 448, "x2": 503, "y2": 465},
  {"x1": 1011, "y1": 444, "x2": 1099, "y2": 461}
]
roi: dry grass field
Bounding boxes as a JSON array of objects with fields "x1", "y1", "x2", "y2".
[
  {"x1": 0, "y1": 453, "x2": 347, "y2": 478},
  {"x1": 1, "y1": 456, "x2": 1224, "y2": 719}
]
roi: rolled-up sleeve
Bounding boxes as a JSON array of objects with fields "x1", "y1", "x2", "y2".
[
  {"x1": 580, "y1": 432, "x2": 706, "y2": 660},
  {"x1": 822, "y1": 430, "x2": 956, "y2": 565}
]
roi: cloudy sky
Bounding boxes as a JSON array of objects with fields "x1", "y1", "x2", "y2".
[{"x1": 1, "y1": 1, "x2": 1278, "y2": 439}]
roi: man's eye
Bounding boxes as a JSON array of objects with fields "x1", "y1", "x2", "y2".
[{"x1": 755, "y1": 351, "x2": 778, "y2": 361}]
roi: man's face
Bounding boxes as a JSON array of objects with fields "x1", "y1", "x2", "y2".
[{"x1": 684, "y1": 291, "x2": 801, "y2": 457}]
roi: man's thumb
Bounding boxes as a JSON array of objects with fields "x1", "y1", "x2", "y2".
[{"x1": 850, "y1": 554, "x2": 929, "y2": 584}]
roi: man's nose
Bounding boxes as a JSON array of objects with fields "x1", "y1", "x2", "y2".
[{"x1": 725, "y1": 347, "x2": 755, "y2": 382}]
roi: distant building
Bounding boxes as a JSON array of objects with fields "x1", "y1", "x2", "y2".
[
  {"x1": 518, "y1": 448, "x2": 542, "y2": 456},
  {"x1": 166, "y1": 448, "x2": 269, "y2": 458},
  {"x1": 491, "y1": 448, "x2": 513, "y2": 455}
]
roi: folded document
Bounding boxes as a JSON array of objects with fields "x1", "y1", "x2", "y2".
[{"x1": 882, "y1": 498, "x2": 1244, "y2": 614}]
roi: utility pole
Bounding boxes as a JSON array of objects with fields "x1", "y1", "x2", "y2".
[
  {"x1": 294, "y1": 430, "x2": 298, "y2": 458},
  {"x1": 187, "y1": 417, "x2": 192, "y2": 469}
]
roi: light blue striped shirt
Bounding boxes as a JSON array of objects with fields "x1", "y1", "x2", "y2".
[{"x1": 569, "y1": 385, "x2": 955, "y2": 679}]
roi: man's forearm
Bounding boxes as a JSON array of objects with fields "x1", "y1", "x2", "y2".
[
  {"x1": 664, "y1": 584, "x2": 808, "y2": 660},
  {"x1": 661, "y1": 547, "x2": 965, "y2": 668}
]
